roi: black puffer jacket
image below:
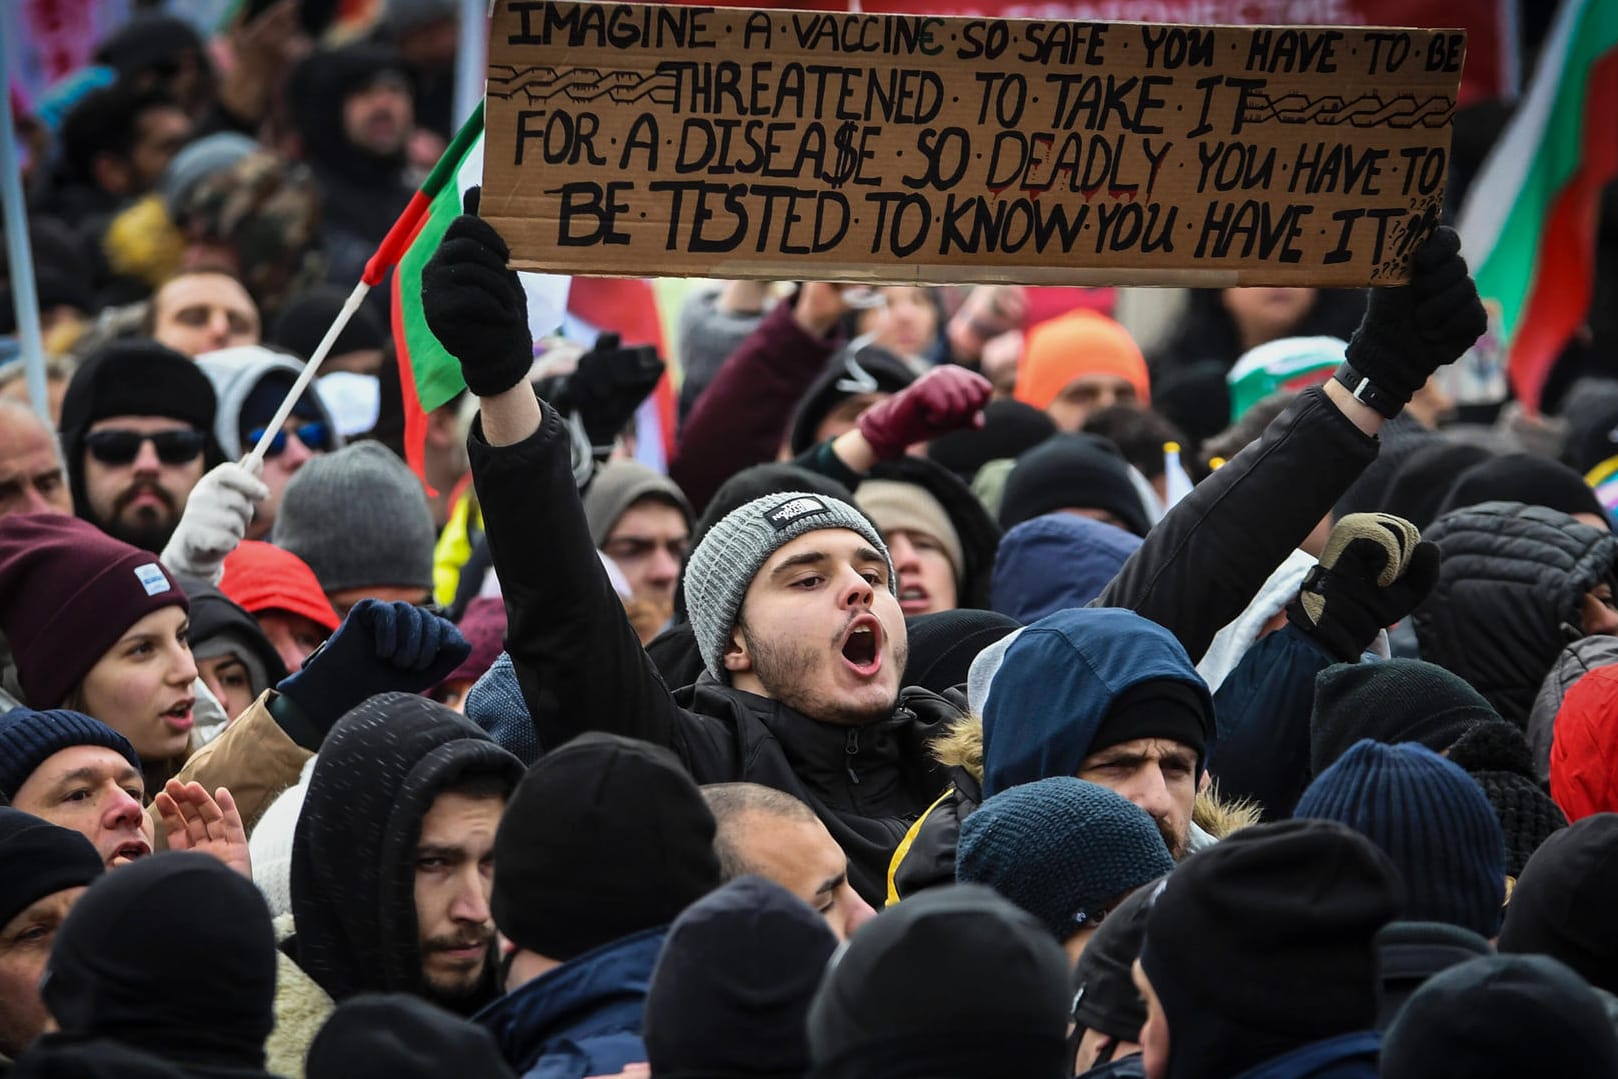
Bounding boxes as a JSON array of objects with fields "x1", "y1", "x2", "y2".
[{"x1": 1416, "y1": 502, "x2": 1618, "y2": 725}]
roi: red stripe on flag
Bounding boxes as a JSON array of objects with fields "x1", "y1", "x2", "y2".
[
  {"x1": 365, "y1": 191, "x2": 431, "y2": 287},
  {"x1": 390, "y1": 211, "x2": 439, "y2": 493},
  {"x1": 1509, "y1": 47, "x2": 1618, "y2": 413}
]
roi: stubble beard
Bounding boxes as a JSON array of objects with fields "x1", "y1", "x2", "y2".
[{"x1": 740, "y1": 618, "x2": 905, "y2": 727}]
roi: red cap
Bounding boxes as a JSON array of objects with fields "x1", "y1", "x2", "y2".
[
  {"x1": 220, "y1": 541, "x2": 341, "y2": 633},
  {"x1": 0, "y1": 514, "x2": 188, "y2": 710}
]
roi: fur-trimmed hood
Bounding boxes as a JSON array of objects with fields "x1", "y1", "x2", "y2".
[{"x1": 927, "y1": 714, "x2": 1258, "y2": 839}]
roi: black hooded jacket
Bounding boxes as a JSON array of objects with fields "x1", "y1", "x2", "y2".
[
  {"x1": 288, "y1": 44, "x2": 416, "y2": 281},
  {"x1": 469, "y1": 387, "x2": 1379, "y2": 906},
  {"x1": 289, "y1": 693, "x2": 525, "y2": 1013},
  {"x1": 1415, "y1": 502, "x2": 1618, "y2": 725}
]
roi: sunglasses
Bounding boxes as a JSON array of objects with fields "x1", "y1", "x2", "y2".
[
  {"x1": 84, "y1": 429, "x2": 208, "y2": 466},
  {"x1": 246, "y1": 421, "x2": 332, "y2": 458}
]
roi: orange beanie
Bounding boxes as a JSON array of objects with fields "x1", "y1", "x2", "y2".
[{"x1": 1013, "y1": 310, "x2": 1150, "y2": 411}]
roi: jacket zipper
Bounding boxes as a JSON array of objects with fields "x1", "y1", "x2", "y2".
[{"x1": 845, "y1": 727, "x2": 861, "y2": 786}]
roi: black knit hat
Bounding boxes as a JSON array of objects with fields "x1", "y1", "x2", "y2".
[
  {"x1": 1310, "y1": 660, "x2": 1498, "y2": 777},
  {"x1": 1445, "y1": 720, "x2": 1569, "y2": 878},
  {"x1": 787, "y1": 346, "x2": 917, "y2": 455},
  {"x1": 306, "y1": 993, "x2": 515, "y2": 1079},
  {"x1": 926, "y1": 399, "x2": 1055, "y2": 483},
  {"x1": 1140, "y1": 820, "x2": 1403, "y2": 1079},
  {"x1": 1379, "y1": 441, "x2": 1495, "y2": 530},
  {"x1": 1071, "y1": 881, "x2": 1161, "y2": 1044},
  {"x1": 644, "y1": 876, "x2": 838, "y2": 1079},
  {"x1": 0, "y1": 708, "x2": 142, "y2": 800},
  {"x1": 1439, "y1": 453, "x2": 1606, "y2": 523},
  {"x1": 0, "y1": 808, "x2": 103, "y2": 931},
  {"x1": 41, "y1": 852, "x2": 277, "y2": 1070},
  {"x1": 998, "y1": 434, "x2": 1151, "y2": 536},
  {"x1": 57, "y1": 339, "x2": 222, "y2": 519},
  {"x1": 1382, "y1": 955, "x2": 1618, "y2": 1079},
  {"x1": 807, "y1": 884, "x2": 1071, "y2": 1079},
  {"x1": 1498, "y1": 814, "x2": 1618, "y2": 994},
  {"x1": 492, "y1": 733, "x2": 721, "y2": 962},
  {"x1": 903, "y1": 609, "x2": 1020, "y2": 695},
  {"x1": 269, "y1": 285, "x2": 388, "y2": 363}
]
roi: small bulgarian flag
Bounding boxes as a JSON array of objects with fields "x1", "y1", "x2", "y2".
[
  {"x1": 366, "y1": 102, "x2": 570, "y2": 480},
  {"x1": 1456, "y1": 0, "x2": 1618, "y2": 414}
]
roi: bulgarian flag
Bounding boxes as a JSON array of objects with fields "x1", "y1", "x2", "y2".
[
  {"x1": 1456, "y1": 0, "x2": 1618, "y2": 414},
  {"x1": 367, "y1": 102, "x2": 570, "y2": 480}
]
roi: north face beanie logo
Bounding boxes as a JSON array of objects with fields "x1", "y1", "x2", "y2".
[{"x1": 767, "y1": 496, "x2": 830, "y2": 530}]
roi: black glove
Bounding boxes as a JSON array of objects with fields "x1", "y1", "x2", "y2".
[
  {"x1": 551, "y1": 332, "x2": 666, "y2": 451},
  {"x1": 273, "y1": 600, "x2": 472, "y2": 748},
  {"x1": 1341, "y1": 226, "x2": 1488, "y2": 410},
  {"x1": 1287, "y1": 513, "x2": 1440, "y2": 663},
  {"x1": 421, "y1": 187, "x2": 533, "y2": 397}
]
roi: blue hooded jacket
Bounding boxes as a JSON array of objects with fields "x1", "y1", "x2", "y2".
[
  {"x1": 992, "y1": 513, "x2": 1143, "y2": 624},
  {"x1": 978, "y1": 608, "x2": 1214, "y2": 799},
  {"x1": 475, "y1": 926, "x2": 665, "y2": 1079}
]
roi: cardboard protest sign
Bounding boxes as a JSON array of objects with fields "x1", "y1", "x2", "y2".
[{"x1": 483, "y1": 1, "x2": 1467, "y2": 286}]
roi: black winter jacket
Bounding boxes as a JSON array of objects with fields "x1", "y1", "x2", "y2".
[{"x1": 468, "y1": 388, "x2": 1379, "y2": 905}]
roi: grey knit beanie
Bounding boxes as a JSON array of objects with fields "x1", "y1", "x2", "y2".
[
  {"x1": 582, "y1": 460, "x2": 692, "y2": 548},
  {"x1": 271, "y1": 442, "x2": 435, "y2": 594},
  {"x1": 685, "y1": 491, "x2": 893, "y2": 680}
]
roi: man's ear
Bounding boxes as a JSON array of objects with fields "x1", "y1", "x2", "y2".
[{"x1": 722, "y1": 627, "x2": 751, "y2": 674}]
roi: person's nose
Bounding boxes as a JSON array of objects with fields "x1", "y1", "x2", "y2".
[
  {"x1": 103, "y1": 784, "x2": 145, "y2": 831},
  {"x1": 646, "y1": 543, "x2": 680, "y2": 586},
  {"x1": 450, "y1": 866, "x2": 492, "y2": 926},
  {"x1": 887, "y1": 533, "x2": 920, "y2": 573},
  {"x1": 838, "y1": 564, "x2": 875, "y2": 610},
  {"x1": 280, "y1": 431, "x2": 315, "y2": 470},
  {"x1": 841, "y1": 883, "x2": 877, "y2": 939},
  {"x1": 1120, "y1": 764, "x2": 1175, "y2": 826},
  {"x1": 131, "y1": 437, "x2": 162, "y2": 475}
]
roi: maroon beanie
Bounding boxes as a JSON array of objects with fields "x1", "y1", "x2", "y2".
[{"x1": 0, "y1": 514, "x2": 189, "y2": 709}]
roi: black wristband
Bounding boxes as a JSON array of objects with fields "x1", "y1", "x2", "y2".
[{"x1": 1333, "y1": 363, "x2": 1404, "y2": 420}]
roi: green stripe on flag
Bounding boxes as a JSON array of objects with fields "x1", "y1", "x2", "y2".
[{"x1": 396, "y1": 159, "x2": 476, "y2": 413}]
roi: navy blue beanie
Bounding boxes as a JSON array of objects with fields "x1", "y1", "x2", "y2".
[
  {"x1": 1296, "y1": 740, "x2": 1507, "y2": 938},
  {"x1": 0, "y1": 708, "x2": 143, "y2": 800},
  {"x1": 958, "y1": 777, "x2": 1174, "y2": 940}
]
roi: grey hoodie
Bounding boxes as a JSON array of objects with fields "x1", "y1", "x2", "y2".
[{"x1": 196, "y1": 346, "x2": 345, "y2": 459}]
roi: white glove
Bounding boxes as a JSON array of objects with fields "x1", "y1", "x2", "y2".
[{"x1": 160, "y1": 461, "x2": 268, "y2": 584}]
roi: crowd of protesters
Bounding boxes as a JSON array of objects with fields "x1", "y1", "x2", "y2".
[{"x1": 2, "y1": 1, "x2": 1618, "y2": 1077}]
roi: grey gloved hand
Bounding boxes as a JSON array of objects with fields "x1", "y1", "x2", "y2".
[{"x1": 159, "y1": 460, "x2": 268, "y2": 584}]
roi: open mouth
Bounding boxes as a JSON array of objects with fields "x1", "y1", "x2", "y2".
[
  {"x1": 163, "y1": 700, "x2": 195, "y2": 732},
  {"x1": 897, "y1": 584, "x2": 931, "y2": 614},
  {"x1": 110, "y1": 838, "x2": 151, "y2": 867},
  {"x1": 840, "y1": 616, "x2": 883, "y2": 675}
]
